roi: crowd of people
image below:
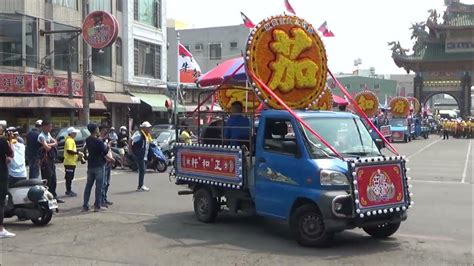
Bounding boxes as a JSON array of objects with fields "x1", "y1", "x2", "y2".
[
  {"x1": 0, "y1": 119, "x2": 159, "y2": 238},
  {"x1": 439, "y1": 118, "x2": 473, "y2": 140}
]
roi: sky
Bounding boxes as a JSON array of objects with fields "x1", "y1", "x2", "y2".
[{"x1": 167, "y1": 0, "x2": 474, "y2": 75}]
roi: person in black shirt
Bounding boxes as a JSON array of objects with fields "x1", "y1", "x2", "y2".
[
  {"x1": 82, "y1": 124, "x2": 108, "y2": 212},
  {"x1": 0, "y1": 122, "x2": 15, "y2": 238},
  {"x1": 26, "y1": 120, "x2": 42, "y2": 179},
  {"x1": 117, "y1": 126, "x2": 129, "y2": 169}
]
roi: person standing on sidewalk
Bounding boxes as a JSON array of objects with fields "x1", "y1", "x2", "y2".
[
  {"x1": 131, "y1": 121, "x2": 153, "y2": 192},
  {"x1": 99, "y1": 126, "x2": 114, "y2": 208},
  {"x1": 38, "y1": 121, "x2": 64, "y2": 203},
  {"x1": 83, "y1": 124, "x2": 108, "y2": 212},
  {"x1": 0, "y1": 122, "x2": 15, "y2": 238},
  {"x1": 26, "y1": 120, "x2": 42, "y2": 179},
  {"x1": 63, "y1": 127, "x2": 82, "y2": 197}
]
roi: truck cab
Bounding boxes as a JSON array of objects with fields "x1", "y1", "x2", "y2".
[
  {"x1": 173, "y1": 110, "x2": 411, "y2": 247},
  {"x1": 389, "y1": 118, "x2": 411, "y2": 142}
]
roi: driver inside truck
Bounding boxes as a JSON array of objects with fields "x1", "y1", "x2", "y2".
[{"x1": 224, "y1": 101, "x2": 250, "y2": 147}]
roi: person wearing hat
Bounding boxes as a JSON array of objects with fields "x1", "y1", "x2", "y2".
[
  {"x1": 83, "y1": 123, "x2": 109, "y2": 212},
  {"x1": 131, "y1": 121, "x2": 153, "y2": 192},
  {"x1": 26, "y1": 120, "x2": 42, "y2": 179},
  {"x1": 0, "y1": 122, "x2": 15, "y2": 238},
  {"x1": 38, "y1": 121, "x2": 63, "y2": 203},
  {"x1": 63, "y1": 127, "x2": 82, "y2": 197}
]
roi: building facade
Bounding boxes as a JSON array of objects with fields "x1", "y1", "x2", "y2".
[
  {"x1": 0, "y1": 0, "x2": 136, "y2": 131},
  {"x1": 167, "y1": 24, "x2": 250, "y2": 82},
  {"x1": 391, "y1": 0, "x2": 473, "y2": 117}
]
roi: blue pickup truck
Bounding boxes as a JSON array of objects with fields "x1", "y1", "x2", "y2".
[
  {"x1": 172, "y1": 110, "x2": 412, "y2": 247},
  {"x1": 389, "y1": 118, "x2": 414, "y2": 143}
]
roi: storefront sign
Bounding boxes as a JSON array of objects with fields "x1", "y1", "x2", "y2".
[
  {"x1": 246, "y1": 14, "x2": 327, "y2": 110},
  {"x1": 0, "y1": 74, "x2": 83, "y2": 96},
  {"x1": 82, "y1": 11, "x2": 119, "y2": 49},
  {"x1": 0, "y1": 74, "x2": 33, "y2": 93}
]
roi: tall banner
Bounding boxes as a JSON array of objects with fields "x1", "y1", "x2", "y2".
[{"x1": 178, "y1": 43, "x2": 201, "y2": 83}]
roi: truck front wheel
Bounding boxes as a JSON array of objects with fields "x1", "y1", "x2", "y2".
[
  {"x1": 193, "y1": 187, "x2": 218, "y2": 223},
  {"x1": 363, "y1": 222, "x2": 401, "y2": 238},
  {"x1": 290, "y1": 204, "x2": 334, "y2": 247}
]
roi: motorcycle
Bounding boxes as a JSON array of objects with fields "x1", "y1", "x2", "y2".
[
  {"x1": 5, "y1": 178, "x2": 58, "y2": 226},
  {"x1": 127, "y1": 140, "x2": 168, "y2": 173}
]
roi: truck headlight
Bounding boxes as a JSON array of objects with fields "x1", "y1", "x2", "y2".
[{"x1": 320, "y1": 170, "x2": 349, "y2": 186}]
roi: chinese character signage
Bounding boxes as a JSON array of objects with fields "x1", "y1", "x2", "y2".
[
  {"x1": 353, "y1": 163, "x2": 407, "y2": 211},
  {"x1": 407, "y1": 96, "x2": 421, "y2": 114},
  {"x1": 0, "y1": 74, "x2": 33, "y2": 93},
  {"x1": 82, "y1": 11, "x2": 119, "y2": 49},
  {"x1": 175, "y1": 146, "x2": 243, "y2": 185},
  {"x1": 246, "y1": 15, "x2": 327, "y2": 110},
  {"x1": 389, "y1": 97, "x2": 410, "y2": 117},
  {"x1": 0, "y1": 74, "x2": 83, "y2": 96},
  {"x1": 310, "y1": 86, "x2": 333, "y2": 111},
  {"x1": 355, "y1": 90, "x2": 379, "y2": 117},
  {"x1": 217, "y1": 85, "x2": 260, "y2": 112}
]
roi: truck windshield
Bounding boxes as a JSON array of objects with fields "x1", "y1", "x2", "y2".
[
  {"x1": 302, "y1": 117, "x2": 381, "y2": 158},
  {"x1": 390, "y1": 119, "x2": 407, "y2": 127}
]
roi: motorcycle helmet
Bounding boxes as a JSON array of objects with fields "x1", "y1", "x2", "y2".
[{"x1": 27, "y1": 185, "x2": 46, "y2": 202}]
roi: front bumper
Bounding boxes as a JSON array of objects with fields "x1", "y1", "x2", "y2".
[{"x1": 318, "y1": 191, "x2": 408, "y2": 232}]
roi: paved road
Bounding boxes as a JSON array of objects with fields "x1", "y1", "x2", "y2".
[{"x1": 0, "y1": 136, "x2": 472, "y2": 265}]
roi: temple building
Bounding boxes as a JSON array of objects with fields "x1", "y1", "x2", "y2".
[{"x1": 391, "y1": 0, "x2": 473, "y2": 118}]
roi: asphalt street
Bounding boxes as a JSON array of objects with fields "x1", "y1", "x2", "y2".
[{"x1": 0, "y1": 135, "x2": 472, "y2": 265}]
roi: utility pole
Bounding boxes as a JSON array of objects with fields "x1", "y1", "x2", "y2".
[
  {"x1": 67, "y1": 40, "x2": 74, "y2": 125},
  {"x1": 175, "y1": 32, "x2": 180, "y2": 141},
  {"x1": 82, "y1": 0, "x2": 90, "y2": 125}
]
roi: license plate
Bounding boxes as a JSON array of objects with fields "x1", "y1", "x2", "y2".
[{"x1": 48, "y1": 199, "x2": 58, "y2": 209}]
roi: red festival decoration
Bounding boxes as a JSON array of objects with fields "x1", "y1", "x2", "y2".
[
  {"x1": 354, "y1": 90, "x2": 379, "y2": 117},
  {"x1": 389, "y1": 97, "x2": 410, "y2": 117},
  {"x1": 354, "y1": 164, "x2": 405, "y2": 210}
]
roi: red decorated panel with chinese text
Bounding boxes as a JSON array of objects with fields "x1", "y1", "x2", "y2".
[
  {"x1": 355, "y1": 164, "x2": 405, "y2": 210},
  {"x1": 176, "y1": 147, "x2": 243, "y2": 185}
]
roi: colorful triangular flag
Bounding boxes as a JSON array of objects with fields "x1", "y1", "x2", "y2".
[
  {"x1": 178, "y1": 43, "x2": 201, "y2": 83},
  {"x1": 284, "y1": 0, "x2": 296, "y2": 14},
  {"x1": 240, "y1": 12, "x2": 255, "y2": 29}
]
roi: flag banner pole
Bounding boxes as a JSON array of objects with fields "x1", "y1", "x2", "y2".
[
  {"x1": 249, "y1": 71, "x2": 344, "y2": 160},
  {"x1": 192, "y1": 62, "x2": 245, "y2": 114},
  {"x1": 328, "y1": 69, "x2": 399, "y2": 155}
]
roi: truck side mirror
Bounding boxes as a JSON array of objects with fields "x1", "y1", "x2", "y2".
[{"x1": 282, "y1": 140, "x2": 299, "y2": 157}]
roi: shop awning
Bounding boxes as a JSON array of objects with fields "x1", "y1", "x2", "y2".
[
  {"x1": 131, "y1": 93, "x2": 186, "y2": 112},
  {"x1": 0, "y1": 96, "x2": 105, "y2": 110},
  {"x1": 100, "y1": 93, "x2": 139, "y2": 104}
]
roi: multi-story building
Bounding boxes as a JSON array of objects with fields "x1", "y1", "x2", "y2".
[
  {"x1": 122, "y1": 0, "x2": 173, "y2": 124},
  {"x1": 166, "y1": 24, "x2": 249, "y2": 115},
  {"x1": 0, "y1": 0, "x2": 170, "y2": 130}
]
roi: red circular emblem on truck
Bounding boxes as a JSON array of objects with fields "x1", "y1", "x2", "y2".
[{"x1": 82, "y1": 11, "x2": 119, "y2": 49}]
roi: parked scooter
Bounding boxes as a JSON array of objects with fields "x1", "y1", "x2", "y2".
[
  {"x1": 127, "y1": 140, "x2": 168, "y2": 173},
  {"x1": 5, "y1": 178, "x2": 58, "y2": 226}
]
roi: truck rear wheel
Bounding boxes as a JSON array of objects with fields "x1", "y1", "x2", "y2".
[
  {"x1": 363, "y1": 222, "x2": 400, "y2": 238},
  {"x1": 290, "y1": 204, "x2": 334, "y2": 247},
  {"x1": 193, "y1": 187, "x2": 218, "y2": 223}
]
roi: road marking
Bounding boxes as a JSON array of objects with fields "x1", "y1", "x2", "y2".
[
  {"x1": 407, "y1": 139, "x2": 442, "y2": 159},
  {"x1": 56, "y1": 171, "x2": 128, "y2": 184},
  {"x1": 461, "y1": 139, "x2": 472, "y2": 184},
  {"x1": 397, "y1": 233, "x2": 456, "y2": 242},
  {"x1": 411, "y1": 179, "x2": 471, "y2": 185}
]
